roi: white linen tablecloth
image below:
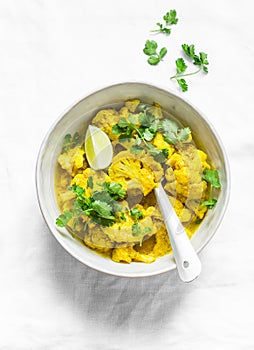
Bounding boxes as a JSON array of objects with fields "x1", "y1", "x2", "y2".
[{"x1": 0, "y1": 0, "x2": 253, "y2": 349}]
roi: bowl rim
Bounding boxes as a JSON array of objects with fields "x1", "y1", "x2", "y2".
[{"x1": 35, "y1": 81, "x2": 231, "y2": 278}]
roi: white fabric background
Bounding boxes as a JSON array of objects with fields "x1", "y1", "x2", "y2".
[{"x1": 0, "y1": 0, "x2": 253, "y2": 349}]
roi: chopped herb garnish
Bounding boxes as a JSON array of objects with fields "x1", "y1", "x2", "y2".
[
  {"x1": 61, "y1": 132, "x2": 81, "y2": 153},
  {"x1": 87, "y1": 176, "x2": 93, "y2": 189},
  {"x1": 130, "y1": 144, "x2": 145, "y2": 154},
  {"x1": 203, "y1": 169, "x2": 221, "y2": 188},
  {"x1": 132, "y1": 224, "x2": 152, "y2": 246},
  {"x1": 132, "y1": 223, "x2": 142, "y2": 236},
  {"x1": 105, "y1": 182, "x2": 126, "y2": 200},
  {"x1": 201, "y1": 199, "x2": 217, "y2": 209},
  {"x1": 56, "y1": 181, "x2": 127, "y2": 229},
  {"x1": 113, "y1": 110, "x2": 179, "y2": 163},
  {"x1": 130, "y1": 207, "x2": 144, "y2": 221},
  {"x1": 56, "y1": 210, "x2": 74, "y2": 227},
  {"x1": 149, "y1": 148, "x2": 169, "y2": 163},
  {"x1": 201, "y1": 169, "x2": 221, "y2": 210},
  {"x1": 159, "y1": 119, "x2": 191, "y2": 145}
]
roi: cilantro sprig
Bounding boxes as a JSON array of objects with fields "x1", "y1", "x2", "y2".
[
  {"x1": 202, "y1": 169, "x2": 221, "y2": 188},
  {"x1": 112, "y1": 109, "x2": 171, "y2": 163},
  {"x1": 151, "y1": 10, "x2": 178, "y2": 35},
  {"x1": 112, "y1": 111, "x2": 158, "y2": 146},
  {"x1": 56, "y1": 210, "x2": 74, "y2": 227},
  {"x1": 112, "y1": 107, "x2": 191, "y2": 160},
  {"x1": 143, "y1": 40, "x2": 167, "y2": 65},
  {"x1": 201, "y1": 199, "x2": 217, "y2": 209},
  {"x1": 56, "y1": 181, "x2": 127, "y2": 230},
  {"x1": 142, "y1": 9, "x2": 210, "y2": 92},
  {"x1": 201, "y1": 169, "x2": 221, "y2": 209},
  {"x1": 170, "y1": 44, "x2": 209, "y2": 92}
]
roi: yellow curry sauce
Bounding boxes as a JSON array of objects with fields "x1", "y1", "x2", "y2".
[{"x1": 55, "y1": 99, "x2": 216, "y2": 264}]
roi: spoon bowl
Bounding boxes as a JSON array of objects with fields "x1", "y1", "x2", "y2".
[{"x1": 154, "y1": 183, "x2": 201, "y2": 282}]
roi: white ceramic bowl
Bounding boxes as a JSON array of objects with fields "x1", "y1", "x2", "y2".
[{"x1": 36, "y1": 82, "x2": 230, "y2": 277}]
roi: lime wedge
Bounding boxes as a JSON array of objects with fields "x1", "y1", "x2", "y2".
[{"x1": 85, "y1": 125, "x2": 113, "y2": 170}]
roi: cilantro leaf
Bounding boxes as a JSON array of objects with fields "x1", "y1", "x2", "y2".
[
  {"x1": 130, "y1": 207, "x2": 144, "y2": 221},
  {"x1": 143, "y1": 227, "x2": 151, "y2": 234},
  {"x1": 112, "y1": 124, "x2": 123, "y2": 134},
  {"x1": 56, "y1": 210, "x2": 74, "y2": 227},
  {"x1": 177, "y1": 127, "x2": 191, "y2": 142},
  {"x1": 105, "y1": 182, "x2": 126, "y2": 199},
  {"x1": 148, "y1": 56, "x2": 160, "y2": 65},
  {"x1": 112, "y1": 202, "x2": 122, "y2": 213},
  {"x1": 203, "y1": 169, "x2": 221, "y2": 188},
  {"x1": 136, "y1": 103, "x2": 154, "y2": 113},
  {"x1": 87, "y1": 176, "x2": 93, "y2": 189},
  {"x1": 159, "y1": 47, "x2": 168, "y2": 59},
  {"x1": 163, "y1": 10, "x2": 178, "y2": 25},
  {"x1": 143, "y1": 40, "x2": 158, "y2": 55},
  {"x1": 89, "y1": 215, "x2": 115, "y2": 227},
  {"x1": 143, "y1": 40, "x2": 167, "y2": 65},
  {"x1": 69, "y1": 184, "x2": 86, "y2": 201},
  {"x1": 193, "y1": 51, "x2": 209, "y2": 72},
  {"x1": 149, "y1": 119, "x2": 159, "y2": 133},
  {"x1": 130, "y1": 145, "x2": 144, "y2": 154},
  {"x1": 182, "y1": 44, "x2": 195, "y2": 58},
  {"x1": 118, "y1": 117, "x2": 130, "y2": 128},
  {"x1": 61, "y1": 132, "x2": 81, "y2": 153},
  {"x1": 92, "y1": 190, "x2": 113, "y2": 204},
  {"x1": 176, "y1": 58, "x2": 187, "y2": 74},
  {"x1": 160, "y1": 119, "x2": 178, "y2": 133},
  {"x1": 201, "y1": 199, "x2": 217, "y2": 209},
  {"x1": 138, "y1": 113, "x2": 155, "y2": 127},
  {"x1": 160, "y1": 119, "x2": 191, "y2": 145},
  {"x1": 132, "y1": 223, "x2": 142, "y2": 236},
  {"x1": 91, "y1": 200, "x2": 113, "y2": 219},
  {"x1": 177, "y1": 78, "x2": 188, "y2": 92},
  {"x1": 149, "y1": 148, "x2": 169, "y2": 163},
  {"x1": 143, "y1": 129, "x2": 155, "y2": 141}
]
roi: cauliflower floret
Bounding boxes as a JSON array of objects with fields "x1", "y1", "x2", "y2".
[
  {"x1": 71, "y1": 168, "x2": 110, "y2": 195},
  {"x1": 195, "y1": 204, "x2": 208, "y2": 220},
  {"x1": 92, "y1": 109, "x2": 120, "y2": 141},
  {"x1": 152, "y1": 133, "x2": 175, "y2": 157},
  {"x1": 197, "y1": 150, "x2": 211, "y2": 170},
  {"x1": 108, "y1": 152, "x2": 160, "y2": 196},
  {"x1": 174, "y1": 167, "x2": 202, "y2": 185},
  {"x1": 125, "y1": 99, "x2": 140, "y2": 112},
  {"x1": 165, "y1": 145, "x2": 208, "y2": 203},
  {"x1": 112, "y1": 246, "x2": 155, "y2": 264},
  {"x1": 168, "y1": 196, "x2": 192, "y2": 223},
  {"x1": 58, "y1": 147, "x2": 85, "y2": 175},
  {"x1": 152, "y1": 226, "x2": 172, "y2": 257},
  {"x1": 168, "y1": 153, "x2": 186, "y2": 169}
]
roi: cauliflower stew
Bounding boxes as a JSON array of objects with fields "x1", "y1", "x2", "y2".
[{"x1": 55, "y1": 100, "x2": 221, "y2": 264}]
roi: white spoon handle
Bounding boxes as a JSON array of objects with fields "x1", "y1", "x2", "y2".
[{"x1": 154, "y1": 184, "x2": 201, "y2": 282}]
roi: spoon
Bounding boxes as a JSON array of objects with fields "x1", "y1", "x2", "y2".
[{"x1": 154, "y1": 183, "x2": 201, "y2": 282}]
